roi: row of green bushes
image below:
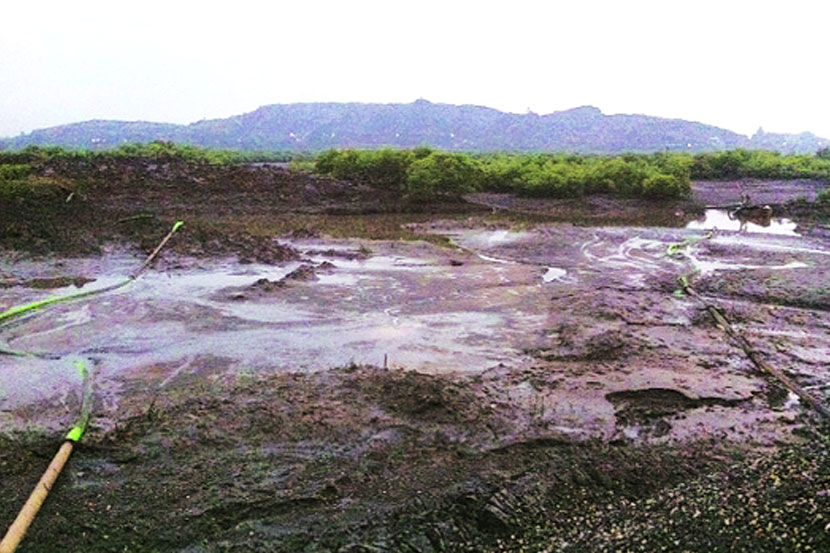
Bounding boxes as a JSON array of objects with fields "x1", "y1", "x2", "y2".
[
  {"x1": 0, "y1": 162, "x2": 77, "y2": 203},
  {"x1": 314, "y1": 149, "x2": 693, "y2": 200},
  {"x1": 315, "y1": 148, "x2": 486, "y2": 200},
  {"x1": 3, "y1": 144, "x2": 829, "y2": 202},
  {"x1": 0, "y1": 163, "x2": 31, "y2": 181},
  {"x1": 314, "y1": 148, "x2": 830, "y2": 200},
  {"x1": 691, "y1": 149, "x2": 830, "y2": 180},
  {"x1": 478, "y1": 152, "x2": 693, "y2": 198},
  {"x1": 0, "y1": 142, "x2": 296, "y2": 166}
]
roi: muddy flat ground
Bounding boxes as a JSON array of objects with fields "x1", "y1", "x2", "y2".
[{"x1": 1, "y1": 161, "x2": 829, "y2": 552}]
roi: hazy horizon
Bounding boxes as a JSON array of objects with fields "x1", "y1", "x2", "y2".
[
  {"x1": 2, "y1": 0, "x2": 828, "y2": 139},
  {"x1": 1, "y1": 98, "x2": 809, "y2": 141}
]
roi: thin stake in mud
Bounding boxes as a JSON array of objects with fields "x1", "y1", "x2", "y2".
[
  {"x1": 0, "y1": 345, "x2": 36, "y2": 358},
  {"x1": 132, "y1": 220, "x2": 184, "y2": 279},
  {"x1": 669, "y1": 230, "x2": 829, "y2": 421},
  {"x1": 679, "y1": 280, "x2": 830, "y2": 422},
  {"x1": 0, "y1": 361, "x2": 94, "y2": 553},
  {"x1": 0, "y1": 221, "x2": 184, "y2": 326}
]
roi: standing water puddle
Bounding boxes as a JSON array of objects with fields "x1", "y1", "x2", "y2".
[
  {"x1": 686, "y1": 209, "x2": 799, "y2": 236},
  {"x1": 2, "y1": 227, "x2": 827, "y2": 445},
  {"x1": 542, "y1": 267, "x2": 567, "y2": 282},
  {"x1": 0, "y1": 243, "x2": 551, "y2": 414}
]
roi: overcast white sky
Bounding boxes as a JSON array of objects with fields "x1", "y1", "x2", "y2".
[{"x1": 1, "y1": 0, "x2": 828, "y2": 139}]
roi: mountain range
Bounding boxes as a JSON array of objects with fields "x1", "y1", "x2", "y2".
[{"x1": 1, "y1": 100, "x2": 827, "y2": 154}]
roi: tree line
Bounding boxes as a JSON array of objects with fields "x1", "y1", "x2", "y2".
[
  {"x1": 314, "y1": 148, "x2": 830, "y2": 201},
  {"x1": 3, "y1": 144, "x2": 829, "y2": 202},
  {"x1": 0, "y1": 142, "x2": 294, "y2": 167}
]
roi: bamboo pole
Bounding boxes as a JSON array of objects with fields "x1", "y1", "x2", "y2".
[
  {"x1": 681, "y1": 282, "x2": 830, "y2": 421},
  {"x1": 131, "y1": 221, "x2": 184, "y2": 279},
  {"x1": 0, "y1": 221, "x2": 183, "y2": 326},
  {"x1": 0, "y1": 361, "x2": 93, "y2": 552},
  {"x1": 0, "y1": 441, "x2": 75, "y2": 553}
]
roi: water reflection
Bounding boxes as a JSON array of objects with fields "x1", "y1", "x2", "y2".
[{"x1": 686, "y1": 209, "x2": 798, "y2": 236}]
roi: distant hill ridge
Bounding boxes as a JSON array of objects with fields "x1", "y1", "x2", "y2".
[{"x1": 1, "y1": 100, "x2": 827, "y2": 154}]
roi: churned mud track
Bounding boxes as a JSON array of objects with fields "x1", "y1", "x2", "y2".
[
  {"x1": 447, "y1": 225, "x2": 829, "y2": 444},
  {"x1": 2, "y1": 225, "x2": 828, "y2": 551},
  {"x1": 2, "y1": 364, "x2": 779, "y2": 552}
]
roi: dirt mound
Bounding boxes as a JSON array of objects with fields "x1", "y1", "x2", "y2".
[
  {"x1": 0, "y1": 158, "x2": 405, "y2": 256},
  {"x1": 0, "y1": 276, "x2": 94, "y2": 289},
  {"x1": 349, "y1": 369, "x2": 481, "y2": 424},
  {"x1": 606, "y1": 388, "x2": 749, "y2": 439},
  {"x1": 180, "y1": 230, "x2": 300, "y2": 263},
  {"x1": 282, "y1": 263, "x2": 319, "y2": 282}
]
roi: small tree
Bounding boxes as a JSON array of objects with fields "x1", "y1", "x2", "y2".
[
  {"x1": 361, "y1": 149, "x2": 413, "y2": 191},
  {"x1": 405, "y1": 153, "x2": 480, "y2": 201}
]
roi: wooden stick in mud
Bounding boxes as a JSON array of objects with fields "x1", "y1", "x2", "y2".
[
  {"x1": 0, "y1": 221, "x2": 184, "y2": 327},
  {"x1": 0, "y1": 441, "x2": 75, "y2": 553},
  {"x1": 132, "y1": 220, "x2": 184, "y2": 279},
  {"x1": 681, "y1": 283, "x2": 830, "y2": 421},
  {"x1": 0, "y1": 361, "x2": 92, "y2": 553}
]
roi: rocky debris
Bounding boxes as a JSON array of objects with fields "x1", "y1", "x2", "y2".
[
  {"x1": 287, "y1": 227, "x2": 321, "y2": 239},
  {"x1": 305, "y1": 247, "x2": 371, "y2": 260},
  {"x1": 350, "y1": 369, "x2": 480, "y2": 424},
  {"x1": 231, "y1": 261, "x2": 338, "y2": 300},
  {"x1": 282, "y1": 263, "x2": 319, "y2": 282},
  {"x1": 606, "y1": 388, "x2": 749, "y2": 438},
  {"x1": 302, "y1": 183, "x2": 321, "y2": 203},
  {"x1": 279, "y1": 261, "x2": 337, "y2": 282},
  {"x1": 235, "y1": 240, "x2": 298, "y2": 265},
  {"x1": 0, "y1": 157, "x2": 409, "y2": 256},
  {"x1": 0, "y1": 276, "x2": 94, "y2": 289},
  {"x1": 165, "y1": 228, "x2": 301, "y2": 265},
  {"x1": 249, "y1": 277, "x2": 286, "y2": 293},
  {"x1": 532, "y1": 325, "x2": 632, "y2": 361}
]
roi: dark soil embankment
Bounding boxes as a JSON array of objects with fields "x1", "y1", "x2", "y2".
[{"x1": 0, "y1": 158, "x2": 484, "y2": 258}]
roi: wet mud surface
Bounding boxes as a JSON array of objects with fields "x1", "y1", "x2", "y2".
[{"x1": 2, "y1": 166, "x2": 830, "y2": 551}]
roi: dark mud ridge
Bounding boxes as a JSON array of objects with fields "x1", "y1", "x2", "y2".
[{"x1": 0, "y1": 157, "x2": 486, "y2": 258}]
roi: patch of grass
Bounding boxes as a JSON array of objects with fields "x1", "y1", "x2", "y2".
[
  {"x1": 0, "y1": 163, "x2": 31, "y2": 180},
  {"x1": 289, "y1": 158, "x2": 316, "y2": 173}
]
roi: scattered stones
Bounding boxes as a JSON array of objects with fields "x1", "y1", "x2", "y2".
[
  {"x1": 288, "y1": 228, "x2": 321, "y2": 239},
  {"x1": 306, "y1": 248, "x2": 370, "y2": 260},
  {"x1": 282, "y1": 263, "x2": 319, "y2": 282},
  {"x1": 0, "y1": 276, "x2": 94, "y2": 289},
  {"x1": 248, "y1": 277, "x2": 285, "y2": 293}
]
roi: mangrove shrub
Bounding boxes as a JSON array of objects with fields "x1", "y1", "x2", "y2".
[{"x1": 406, "y1": 152, "x2": 481, "y2": 201}]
